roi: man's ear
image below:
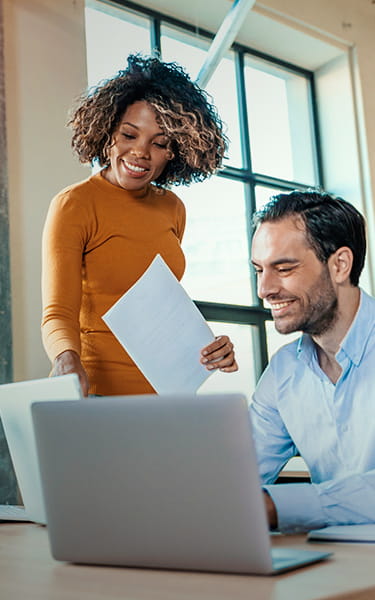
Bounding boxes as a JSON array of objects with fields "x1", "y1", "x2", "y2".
[{"x1": 328, "y1": 247, "x2": 353, "y2": 283}]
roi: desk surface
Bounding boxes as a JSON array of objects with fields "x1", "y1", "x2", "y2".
[{"x1": 1, "y1": 523, "x2": 375, "y2": 600}]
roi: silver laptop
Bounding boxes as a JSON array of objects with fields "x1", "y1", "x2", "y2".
[
  {"x1": 0, "y1": 374, "x2": 82, "y2": 523},
  {"x1": 31, "y1": 393, "x2": 331, "y2": 574}
]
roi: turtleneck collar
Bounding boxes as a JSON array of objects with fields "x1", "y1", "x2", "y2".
[{"x1": 92, "y1": 169, "x2": 150, "y2": 199}]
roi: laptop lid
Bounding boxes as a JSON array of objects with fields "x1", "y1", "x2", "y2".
[
  {"x1": 32, "y1": 393, "x2": 331, "y2": 574},
  {"x1": 0, "y1": 374, "x2": 82, "y2": 524}
]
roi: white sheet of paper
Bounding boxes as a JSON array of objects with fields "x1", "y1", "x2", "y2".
[
  {"x1": 102, "y1": 254, "x2": 215, "y2": 393},
  {"x1": 308, "y1": 524, "x2": 375, "y2": 542}
]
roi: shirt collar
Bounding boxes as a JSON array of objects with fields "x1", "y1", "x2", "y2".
[
  {"x1": 296, "y1": 333, "x2": 314, "y2": 361},
  {"x1": 337, "y1": 288, "x2": 374, "y2": 366}
]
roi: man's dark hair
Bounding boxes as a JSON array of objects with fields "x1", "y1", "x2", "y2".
[{"x1": 253, "y1": 190, "x2": 366, "y2": 286}]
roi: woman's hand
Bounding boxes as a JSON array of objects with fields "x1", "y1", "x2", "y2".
[
  {"x1": 51, "y1": 350, "x2": 90, "y2": 397},
  {"x1": 200, "y1": 335, "x2": 238, "y2": 373}
]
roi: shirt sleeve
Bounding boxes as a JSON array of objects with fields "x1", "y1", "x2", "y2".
[
  {"x1": 41, "y1": 191, "x2": 88, "y2": 362},
  {"x1": 250, "y1": 362, "x2": 298, "y2": 484},
  {"x1": 265, "y1": 471, "x2": 375, "y2": 533},
  {"x1": 252, "y1": 357, "x2": 375, "y2": 533}
]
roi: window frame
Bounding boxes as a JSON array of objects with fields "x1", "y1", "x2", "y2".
[{"x1": 87, "y1": 0, "x2": 324, "y2": 379}]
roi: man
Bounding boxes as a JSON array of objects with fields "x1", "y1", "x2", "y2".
[{"x1": 250, "y1": 190, "x2": 375, "y2": 533}]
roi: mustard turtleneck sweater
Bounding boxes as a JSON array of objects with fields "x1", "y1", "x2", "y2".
[{"x1": 42, "y1": 171, "x2": 186, "y2": 395}]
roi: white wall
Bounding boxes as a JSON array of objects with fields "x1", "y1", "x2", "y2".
[
  {"x1": 3, "y1": 0, "x2": 88, "y2": 380},
  {"x1": 3, "y1": 0, "x2": 375, "y2": 381}
]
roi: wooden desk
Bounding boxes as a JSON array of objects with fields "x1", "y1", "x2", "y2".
[
  {"x1": 278, "y1": 456, "x2": 311, "y2": 480},
  {"x1": 1, "y1": 523, "x2": 375, "y2": 600}
]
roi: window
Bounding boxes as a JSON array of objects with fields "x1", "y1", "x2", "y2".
[
  {"x1": 85, "y1": 0, "x2": 323, "y2": 399},
  {"x1": 245, "y1": 56, "x2": 318, "y2": 184}
]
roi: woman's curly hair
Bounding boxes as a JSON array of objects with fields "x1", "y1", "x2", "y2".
[{"x1": 68, "y1": 54, "x2": 228, "y2": 186}]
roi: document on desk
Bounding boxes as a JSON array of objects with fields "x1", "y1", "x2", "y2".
[
  {"x1": 102, "y1": 254, "x2": 215, "y2": 394},
  {"x1": 308, "y1": 524, "x2": 375, "y2": 542}
]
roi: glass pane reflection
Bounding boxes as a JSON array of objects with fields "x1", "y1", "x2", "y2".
[
  {"x1": 245, "y1": 57, "x2": 316, "y2": 185},
  {"x1": 178, "y1": 177, "x2": 252, "y2": 306},
  {"x1": 255, "y1": 186, "x2": 284, "y2": 211},
  {"x1": 85, "y1": 6, "x2": 150, "y2": 85},
  {"x1": 265, "y1": 320, "x2": 300, "y2": 360},
  {"x1": 198, "y1": 322, "x2": 256, "y2": 401},
  {"x1": 161, "y1": 25, "x2": 242, "y2": 167}
]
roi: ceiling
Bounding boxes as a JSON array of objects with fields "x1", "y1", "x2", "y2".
[{"x1": 113, "y1": 0, "x2": 347, "y2": 71}]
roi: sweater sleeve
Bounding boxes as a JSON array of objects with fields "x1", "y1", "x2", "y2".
[
  {"x1": 176, "y1": 196, "x2": 186, "y2": 242},
  {"x1": 41, "y1": 190, "x2": 88, "y2": 362}
]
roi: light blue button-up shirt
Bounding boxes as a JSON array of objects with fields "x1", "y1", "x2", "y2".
[{"x1": 250, "y1": 289, "x2": 375, "y2": 533}]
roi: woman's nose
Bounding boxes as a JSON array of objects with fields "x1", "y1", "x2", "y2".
[{"x1": 130, "y1": 140, "x2": 150, "y2": 159}]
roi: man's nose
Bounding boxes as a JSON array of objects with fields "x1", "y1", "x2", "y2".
[{"x1": 257, "y1": 270, "x2": 280, "y2": 299}]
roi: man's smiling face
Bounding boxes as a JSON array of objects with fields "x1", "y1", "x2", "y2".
[{"x1": 251, "y1": 216, "x2": 338, "y2": 336}]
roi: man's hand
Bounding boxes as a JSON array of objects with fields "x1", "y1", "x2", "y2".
[
  {"x1": 51, "y1": 350, "x2": 90, "y2": 397},
  {"x1": 263, "y1": 490, "x2": 278, "y2": 529},
  {"x1": 200, "y1": 335, "x2": 238, "y2": 372}
]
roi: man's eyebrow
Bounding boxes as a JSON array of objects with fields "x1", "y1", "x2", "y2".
[{"x1": 251, "y1": 258, "x2": 300, "y2": 267}]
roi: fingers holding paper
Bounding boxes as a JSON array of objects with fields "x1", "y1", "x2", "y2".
[
  {"x1": 200, "y1": 335, "x2": 238, "y2": 373},
  {"x1": 51, "y1": 350, "x2": 90, "y2": 397}
]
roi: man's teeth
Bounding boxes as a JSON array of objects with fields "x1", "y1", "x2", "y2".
[
  {"x1": 124, "y1": 161, "x2": 146, "y2": 173},
  {"x1": 272, "y1": 302, "x2": 290, "y2": 309}
]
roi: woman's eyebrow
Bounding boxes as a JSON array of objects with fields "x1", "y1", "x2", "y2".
[{"x1": 119, "y1": 121, "x2": 166, "y2": 137}]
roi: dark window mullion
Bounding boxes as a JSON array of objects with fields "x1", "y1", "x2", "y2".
[
  {"x1": 218, "y1": 167, "x2": 320, "y2": 193},
  {"x1": 252, "y1": 173, "x2": 318, "y2": 191},
  {"x1": 235, "y1": 50, "x2": 251, "y2": 173},
  {"x1": 235, "y1": 50, "x2": 269, "y2": 375},
  {"x1": 195, "y1": 300, "x2": 271, "y2": 325},
  {"x1": 309, "y1": 74, "x2": 324, "y2": 188},
  {"x1": 150, "y1": 17, "x2": 161, "y2": 56}
]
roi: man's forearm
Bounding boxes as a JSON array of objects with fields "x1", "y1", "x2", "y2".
[{"x1": 263, "y1": 490, "x2": 277, "y2": 529}]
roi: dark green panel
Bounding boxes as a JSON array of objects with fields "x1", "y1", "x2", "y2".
[{"x1": 0, "y1": 0, "x2": 18, "y2": 504}]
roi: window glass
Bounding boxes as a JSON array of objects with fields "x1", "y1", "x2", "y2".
[
  {"x1": 178, "y1": 176, "x2": 252, "y2": 305},
  {"x1": 266, "y1": 320, "x2": 300, "y2": 360},
  {"x1": 254, "y1": 185, "x2": 301, "y2": 357},
  {"x1": 245, "y1": 56, "x2": 316, "y2": 185},
  {"x1": 85, "y1": 3, "x2": 150, "y2": 86},
  {"x1": 160, "y1": 24, "x2": 208, "y2": 80},
  {"x1": 84, "y1": 0, "x2": 322, "y2": 381},
  {"x1": 255, "y1": 185, "x2": 284, "y2": 211},
  {"x1": 198, "y1": 322, "x2": 256, "y2": 401},
  {"x1": 205, "y1": 53, "x2": 242, "y2": 168},
  {"x1": 161, "y1": 25, "x2": 242, "y2": 167}
]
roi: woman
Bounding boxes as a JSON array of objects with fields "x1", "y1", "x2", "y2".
[{"x1": 42, "y1": 54, "x2": 237, "y2": 396}]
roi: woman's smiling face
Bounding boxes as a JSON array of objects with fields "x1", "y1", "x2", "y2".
[{"x1": 103, "y1": 100, "x2": 172, "y2": 191}]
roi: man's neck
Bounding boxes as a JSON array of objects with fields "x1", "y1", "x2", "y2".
[{"x1": 312, "y1": 286, "x2": 361, "y2": 384}]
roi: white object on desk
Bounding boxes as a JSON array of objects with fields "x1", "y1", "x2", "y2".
[
  {"x1": 102, "y1": 254, "x2": 215, "y2": 394},
  {"x1": 308, "y1": 524, "x2": 375, "y2": 542},
  {"x1": 0, "y1": 505, "x2": 30, "y2": 521},
  {"x1": 0, "y1": 374, "x2": 82, "y2": 524}
]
